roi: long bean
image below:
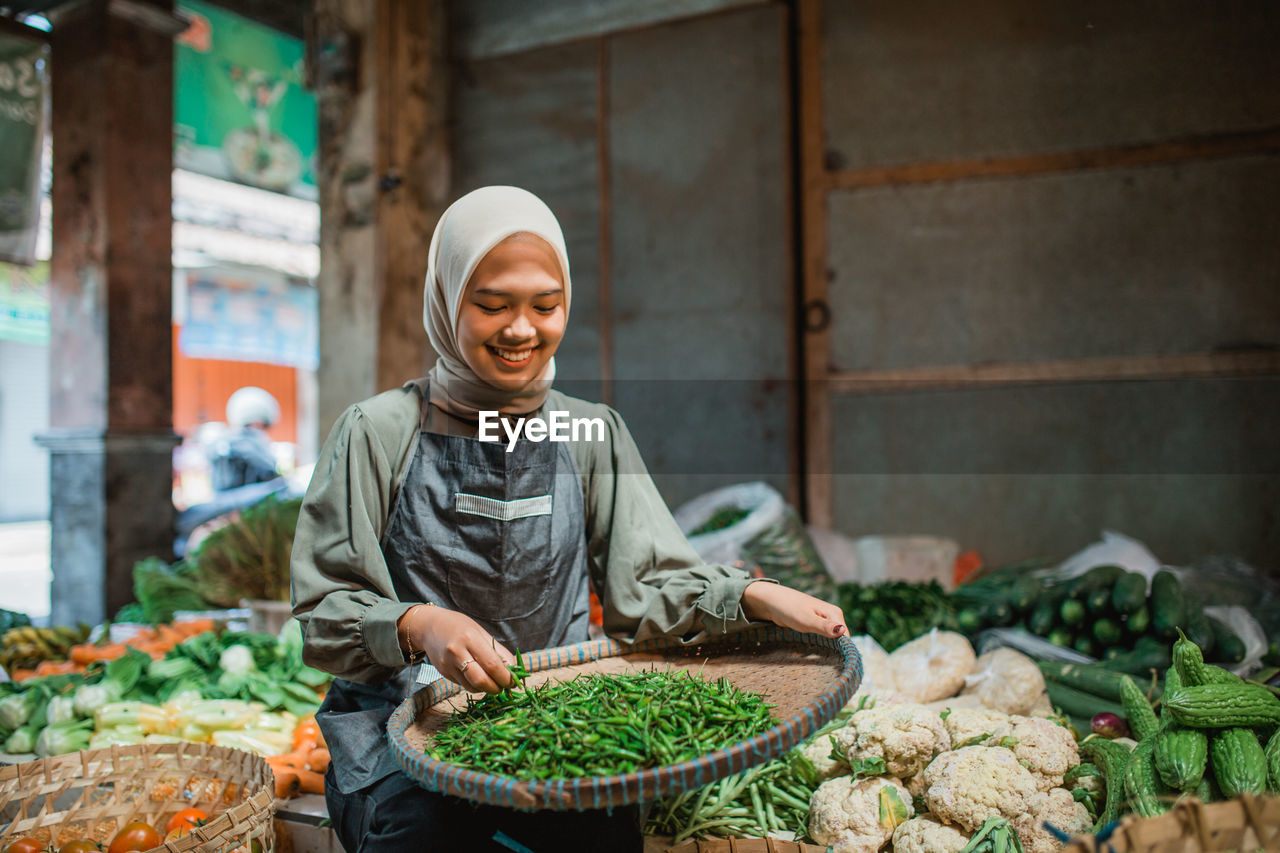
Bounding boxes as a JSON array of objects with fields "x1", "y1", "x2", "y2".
[{"x1": 428, "y1": 666, "x2": 775, "y2": 780}]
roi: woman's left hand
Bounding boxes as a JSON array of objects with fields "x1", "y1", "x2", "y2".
[{"x1": 741, "y1": 581, "x2": 847, "y2": 638}]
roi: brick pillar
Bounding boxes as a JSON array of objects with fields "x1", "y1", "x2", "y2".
[{"x1": 34, "y1": 0, "x2": 185, "y2": 625}]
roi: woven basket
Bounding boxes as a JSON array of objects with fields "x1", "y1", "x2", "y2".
[
  {"x1": 0, "y1": 743, "x2": 276, "y2": 853},
  {"x1": 388, "y1": 626, "x2": 861, "y2": 812},
  {"x1": 1060, "y1": 795, "x2": 1280, "y2": 853}
]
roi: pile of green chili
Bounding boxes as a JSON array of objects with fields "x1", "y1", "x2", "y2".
[{"x1": 427, "y1": 666, "x2": 776, "y2": 780}]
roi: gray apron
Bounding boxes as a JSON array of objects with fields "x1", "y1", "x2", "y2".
[{"x1": 317, "y1": 396, "x2": 591, "y2": 795}]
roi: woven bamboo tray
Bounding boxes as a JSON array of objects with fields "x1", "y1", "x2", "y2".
[
  {"x1": 0, "y1": 742, "x2": 276, "y2": 853},
  {"x1": 387, "y1": 626, "x2": 861, "y2": 812},
  {"x1": 1060, "y1": 795, "x2": 1280, "y2": 853}
]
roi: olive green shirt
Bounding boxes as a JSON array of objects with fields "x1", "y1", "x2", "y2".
[{"x1": 290, "y1": 380, "x2": 762, "y2": 685}]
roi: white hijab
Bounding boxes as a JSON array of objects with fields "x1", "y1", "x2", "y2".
[{"x1": 423, "y1": 186, "x2": 571, "y2": 419}]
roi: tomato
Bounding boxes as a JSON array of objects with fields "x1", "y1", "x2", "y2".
[
  {"x1": 59, "y1": 842, "x2": 102, "y2": 853},
  {"x1": 5, "y1": 838, "x2": 48, "y2": 853},
  {"x1": 163, "y1": 810, "x2": 208, "y2": 835},
  {"x1": 106, "y1": 822, "x2": 161, "y2": 853}
]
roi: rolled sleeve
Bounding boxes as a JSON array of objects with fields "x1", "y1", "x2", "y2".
[
  {"x1": 291, "y1": 398, "x2": 419, "y2": 684},
  {"x1": 571, "y1": 400, "x2": 767, "y2": 644}
]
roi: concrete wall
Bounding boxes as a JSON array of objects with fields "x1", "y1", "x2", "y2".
[
  {"x1": 821, "y1": 0, "x2": 1280, "y2": 566},
  {"x1": 0, "y1": 339, "x2": 50, "y2": 521},
  {"x1": 451, "y1": 5, "x2": 793, "y2": 509}
]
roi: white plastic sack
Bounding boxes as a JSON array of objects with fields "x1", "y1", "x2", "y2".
[
  {"x1": 1203, "y1": 605, "x2": 1268, "y2": 676},
  {"x1": 673, "y1": 481, "x2": 787, "y2": 566}
]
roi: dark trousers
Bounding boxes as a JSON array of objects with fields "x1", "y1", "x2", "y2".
[{"x1": 325, "y1": 766, "x2": 644, "y2": 853}]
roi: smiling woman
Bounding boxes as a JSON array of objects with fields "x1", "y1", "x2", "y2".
[{"x1": 289, "y1": 186, "x2": 846, "y2": 853}]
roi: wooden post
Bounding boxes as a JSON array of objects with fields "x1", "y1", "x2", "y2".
[
  {"x1": 311, "y1": 0, "x2": 447, "y2": 436},
  {"x1": 36, "y1": 0, "x2": 185, "y2": 624}
]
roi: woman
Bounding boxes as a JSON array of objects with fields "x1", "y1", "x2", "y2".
[{"x1": 291, "y1": 186, "x2": 846, "y2": 853}]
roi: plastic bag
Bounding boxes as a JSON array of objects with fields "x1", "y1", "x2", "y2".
[
  {"x1": 1040, "y1": 530, "x2": 1162, "y2": 589},
  {"x1": 886, "y1": 628, "x2": 977, "y2": 704},
  {"x1": 673, "y1": 482, "x2": 835, "y2": 601},
  {"x1": 1203, "y1": 605, "x2": 1268, "y2": 676}
]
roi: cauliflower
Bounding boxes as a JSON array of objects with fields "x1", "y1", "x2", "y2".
[
  {"x1": 1012, "y1": 787, "x2": 1092, "y2": 853},
  {"x1": 959, "y1": 648, "x2": 1047, "y2": 715},
  {"x1": 1026, "y1": 691, "x2": 1055, "y2": 718},
  {"x1": 890, "y1": 631, "x2": 977, "y2": 703},
  {"x1": 809, "y1": 775, "x2": 915, "y2": 853},
  {"x1": 942, "y1": 707, "x2": 1014, "y2": 747},
  {"x1": 1006, "y1": 715, "x2": 1080, "y2": 791},
  {"x1": 846, "y1": 687, "x2": 911, "y2": 713},
  {"x1": 892, "y1": 814, "x2": 972, "y2": 853},
  {"x1": 922, "y1": 746, "x2": 1041, "y2": 832},
  {"x1": 833, "y1": 703, "x2": 952, "y2": 778},
  {"x1": 802, "y1": 731, "x2": 851, "y2": 780}
]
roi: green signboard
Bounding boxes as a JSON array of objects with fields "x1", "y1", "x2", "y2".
[
  {"x1": 0, "y1": 31, "x2": 47, "y2": 266},
  {"x1": 175, "y1": 0, "x2": 316, "y2": 198}
]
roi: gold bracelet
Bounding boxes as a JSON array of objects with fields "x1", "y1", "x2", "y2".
[{"x1": 402, "y1": 602, "x2": 434, "y2": 662}]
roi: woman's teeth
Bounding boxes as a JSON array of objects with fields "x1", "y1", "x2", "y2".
[{"x1": 493, "y1": 347, "x2": 533, "y2": 363}]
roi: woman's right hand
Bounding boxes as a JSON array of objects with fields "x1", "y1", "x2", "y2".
[{"x1": 401, "y1": 604, "x2": 517, "y2": 694}]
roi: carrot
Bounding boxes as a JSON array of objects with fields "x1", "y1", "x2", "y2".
[
  {"x1": 266, "y1": 754, "x2": 306, "y2": 774},
  {"x1": 9, "y1": 668, "x2": 36, "y2": 681},
  {"x1": 91, "y1": 643, "x2": 129, "y2": 661},
  {"x1": 306, "y1": 748, "x2": 330, "y2": 774},
  {"x1": 156, "y1": 624, "x2": 186, "y2": 646},
  {"x1": 292, "y1": 719, "x2": 321, "y2": 753},
  {"x1": 175, "y1": 618, "x2": 216, "y2": 637},
  {"x1": 273, "y1": 770, "x2": 301, "y2": 799},
  {"x1": 70, "y1": 643, "x2": 101, "y2": 666},
  {"x1": 34, "y1": 660, "x2": 79, "y2": 676},
  {"x1": 293, "y1": 768, "x2": 325, "y2": 795}
]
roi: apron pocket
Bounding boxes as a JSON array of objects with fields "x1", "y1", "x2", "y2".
[{"x1": 447, "y1": 501, "x2": 554, "y2": 622}]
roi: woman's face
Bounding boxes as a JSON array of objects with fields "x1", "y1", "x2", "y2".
[{"x1": 456, "y1": 234, "x2": 566, "y2": 392}]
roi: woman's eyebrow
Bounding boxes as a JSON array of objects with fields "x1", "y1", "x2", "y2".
[{"x1": 472, "y1": 287, "x2": 564, "y2": 296}]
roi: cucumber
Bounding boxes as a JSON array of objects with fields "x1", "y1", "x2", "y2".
[
  {"x1": 1183, "y1": 610, "x2": 1216, "y2": 659},
  {"x1": 1097, "y1": 638, "x2": 1172, "y2": 677},
  {"x1": 1209, "y1": 727, "x2": 1268, "y2": 797},
  {"x1": 1039, "y1": 660, "x2": 1156, "y2": 703},
  {"x1": 1029, "y1": 600, "x2": 1058, "y2": 636},
  {"x1": 982, "y1": 599, "x2": 1013, "y2": 627},
  {"x1": 955, "y1": 608, "x2": 983, "y2": 634},
  {"x1": 1060, "y1": 599, "x2": 1086, "y2": 627},
  {"x1": 1208, "y1": 616, "x2": 1247, "y2": 664},
  {"x1": 1009, "y1": 574, "x2": 1041, "y2": 613},
  {"x1": 1067, "y1": 565, "x2": 1126, "y2": 599},
  {"x1": 1045, "y1": 681, "x2": 1126, "y2": 720},
  {"x1": 1086, "y1": 587, "x2": 1113, "y2": 615},
  {"x1": 1111, "y1": 571, "x2": 1148, "y2": 614},
  {"x1": 1093, "y1": 618, "x2": 1123, "y2": 647},
  {"x1": 1047, "y1": 628, "x2": 1074, "y2": 649},
  {"x1": 1150, "y1": 570, "x2": 1186, "y2": 638},
  {"x1": 1073, "y1": 635, "x2": 1096, "y2": 658},
  {"x1": 1125, "y1": 605, "x2": 1151, "y2": 636}
]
